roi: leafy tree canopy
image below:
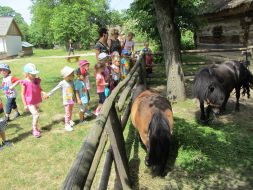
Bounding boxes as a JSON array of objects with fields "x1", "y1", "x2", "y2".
[
  {"x1": 30, "y1": 0, "x2": 111, "y2": 48},
  {"x1": 127, "y1": 0, "x2": 206, "y2": 49}
]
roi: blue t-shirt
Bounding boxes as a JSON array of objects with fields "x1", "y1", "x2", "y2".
[{"x1": 74, "y1": 79, "x2": 88, "y2": 104}]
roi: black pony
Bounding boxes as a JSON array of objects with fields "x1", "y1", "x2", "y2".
[{"x1": 193, "y1": 60, "x2": 253, "y2": 123}]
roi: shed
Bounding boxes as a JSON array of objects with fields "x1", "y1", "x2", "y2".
[
  {"x1": 196, "y1": 0, "x2": 253, "y2": 48},
  {"x1": 22, "y1": 41, "x2": 33, "y2": 55},
  {"x1": 0, "y1": 17, "x2": 22, "y2": 59}
]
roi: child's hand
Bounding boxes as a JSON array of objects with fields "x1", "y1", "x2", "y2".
[
  {"x1": 24, "y1": 105, "x2": 29, "y2": 112},
  {"x1": 77, "y1": 99, "x2": 82, "y2": 105},
  {"x1": 43, "y1": 93, "x2": 49, "y2": 99}
]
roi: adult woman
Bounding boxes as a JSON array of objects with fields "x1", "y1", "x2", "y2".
[
  {"x1": 108, "y1": 28, "x2": 121, "y2": 54},
  {"x1": 94, "y1": 28, "x2": 110, "y2": 61}
]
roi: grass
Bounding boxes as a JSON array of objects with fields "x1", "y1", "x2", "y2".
[
  {"x1": 0, "y1": 49, "x2": 98, "y2": 189},
  {"x1": 125, "y1": 55, "x2": 253, "y2": 190}
]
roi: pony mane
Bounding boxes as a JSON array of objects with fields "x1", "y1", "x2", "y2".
[{"x1": 148, "y1": 111, "x2": 171, "y2": 174}]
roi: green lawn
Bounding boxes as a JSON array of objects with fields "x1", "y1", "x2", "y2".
[{"x1": 0, "y1": 50, "x2": 97, "y2": 189}]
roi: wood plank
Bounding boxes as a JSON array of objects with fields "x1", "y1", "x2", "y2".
[
  {"x1": 106, "y1": 104, "x2": 131, "y2": 190},
  {"x1": 83, "y1": 130, "x2": 108, "y2": 190}
]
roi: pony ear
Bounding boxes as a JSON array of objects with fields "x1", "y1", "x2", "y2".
[{"x1": 208, "y1": 85, "x2": 215, "y2": 93}]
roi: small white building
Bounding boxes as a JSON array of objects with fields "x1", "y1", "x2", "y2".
[{"x1": 0, "y1": 17, "x2": 22, "y2": 59}]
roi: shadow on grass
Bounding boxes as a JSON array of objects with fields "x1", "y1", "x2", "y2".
[
  {"x1": 10, "y1": 118, "x2": 63, "y2": 143},
  {"x1": 166, "y1": 116, "x2": 253, "y2": 189}
]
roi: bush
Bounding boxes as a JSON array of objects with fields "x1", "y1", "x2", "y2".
[{"x1": 181, "y1": 30, "x2": 195, "y2": 50}]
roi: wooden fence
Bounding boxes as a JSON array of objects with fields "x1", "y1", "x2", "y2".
[{"x1": 62, "y1": 55, "x2": 147, "y2": 190}]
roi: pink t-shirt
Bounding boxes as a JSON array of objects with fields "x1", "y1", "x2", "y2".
[
  {"x1": 96, "y1": 73, "x2": 106, "y2": 93},
  {"x1": 20, "y1": 78, "x2": 42, "y2": 105}
]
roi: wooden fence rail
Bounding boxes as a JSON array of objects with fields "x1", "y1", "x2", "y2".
[{"x1": 62, "y1": 55, "x2": 145, "y2": 190}]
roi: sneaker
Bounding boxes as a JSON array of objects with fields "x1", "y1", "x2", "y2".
[
  {"x1": 13, "y1": 112, "x2": 21, "y2": 119},
  {"x1": 69, "y1": 120, "x2": 75, "y2": 127},
  {"x1": 3, "y1": 140, "x2": 13, "y2": 147},
  {"x1": 94, "y1": 107, "x2": 101, "y2": 116},
  {"x1": 85, "y1": 110, "x2": 93, "y2": 117},
  {"x1": 79, "y1": 120, "x2": 88, "y2": 124},
  {"x1": 65, "y1": 124, "x2": 73, "y2": 132},
  {"x1": 32, "y1": 128, "x2": 41, "y2": 138},
  {"x1": 5, "y1": 116, "x2": 10, "y2": 122}
]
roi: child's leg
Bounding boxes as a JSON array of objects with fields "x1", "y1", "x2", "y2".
[
  {"x1": 64, "y1": 104, "x2": 74, "y2": 126},
  {"x1": 5, "y1": 98, "x2": 12, "y2": 120},
  {"x1": 27, "y1": 104, "x2": 40, "y2": 131},
  {"x1": 12, "y1": 98, "x2": 20, "y2": 118}
]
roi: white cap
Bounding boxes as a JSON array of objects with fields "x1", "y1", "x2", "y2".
[
  {"x1": 61, "y1": 66, "x2": 74, "y2": 78},
  {"x1": 24, "y1": 63, "x2": 39, "y2": 75},
  {"x1": 98, "y1": 52, "x2": 110, "y2": 61}
]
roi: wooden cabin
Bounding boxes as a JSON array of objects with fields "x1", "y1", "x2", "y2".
[
  {"x1": 196, "y1": 0, "x2": 253, "y2": 48},
  {"x1": 0, "y1": 17, "x2": 22, "y2": 59}
]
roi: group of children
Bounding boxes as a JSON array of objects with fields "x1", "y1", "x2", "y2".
[{"x1": 0, "y1": 42, "x2": 154, "y2": 149}]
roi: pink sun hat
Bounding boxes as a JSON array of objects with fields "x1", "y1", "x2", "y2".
[{"x1": 79, "y1": 60, "x2": 90, "y2": 67}]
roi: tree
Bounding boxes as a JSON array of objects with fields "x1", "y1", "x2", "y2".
[
  {"x1": 29, "y1": 0, "x2": 111, "y2": 48},
  {"x1": 0, "y1": 6, "x2": 29, "y2": 41},
  {"x1": 153, "y1": 0, "x2": 186, "y2": 101}
]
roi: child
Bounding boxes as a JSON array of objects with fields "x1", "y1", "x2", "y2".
[
  {"x1": 46, "y1": 66, "x2": 75, "y2": 132},
  {"x1": 98, "y1": 52, "x2": 111, "y2": 97},
  {"x1": 142, "y1": 42, "x2": 154, "y2": 77},
  {"x1": 121, "y1": 49, "x2": 132, "y2": 79},
  {"x1": 0, "y1": 63, "x2": 20, "y2": 121},
  {"x1": 74, "y1": 69, "x2": 88, "y2": 123},
  {"x1": 122, "y1": 32, "x2": 135, "y2": 56},
  {"x1": 110, "y1": 51, "x2": 121, "y2": 91},
  {"x1": 78, "y1": 60, "x2": 92, "y2": 116},
  {"x1": 94, "y1": 63, "x2": 108, "y2": 116},
  {"x1": 0, "y1": 98, "x2": 12, "y2": 150},
  {"x1": 11, "y1": 63, "x2": 45, "y2": 138}
]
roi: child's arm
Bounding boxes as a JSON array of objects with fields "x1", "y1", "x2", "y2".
[
  {"x1": 75, "y1": 90, "x2": 82, "y2": 105},
  {"x1": 9, "y1": 80, "x2": 20, "y2": 90},
  {"x1": 47, "y1": 81, "x2": 63, "y2": 97},
  {"x1": 21, "y1": 85, "x2": 28, "y2": 111}
]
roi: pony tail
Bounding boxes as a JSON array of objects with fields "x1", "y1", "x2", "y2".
[{"x1": 148, "y1": 111, "x2": 171, "y2": 172}]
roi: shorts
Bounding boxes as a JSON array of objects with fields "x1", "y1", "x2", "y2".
[
  {"x1": 79, "y1": 104, "x2": 87, "y2": 113},
  {"x1": 98, "y1": 92, "x2": 106, "y2": 104},
  {"x1": 5, "y1": 98, "x2": 17, "y2": 114},
  {"x1": 0, "y1": 118, "x2": 7, "y2": 132}
]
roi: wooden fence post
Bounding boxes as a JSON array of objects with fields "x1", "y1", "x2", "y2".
[{"x1": 106, "y1": 103, "x2": 131, "y2": 190}]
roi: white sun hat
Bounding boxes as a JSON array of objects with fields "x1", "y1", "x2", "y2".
[
  {"x1": 61, "y1": 66, "x2": 75, "y2": 78},
  {"x1": 98, "y1": 52, "x2": 110, "y2": 61},
  {"x1": 24, "y1": 63, "x2": 39, "y2": 75}
]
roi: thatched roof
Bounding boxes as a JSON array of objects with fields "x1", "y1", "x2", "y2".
[{"x1": 203, "y1": 0, "x2": 253, "y2": 15}]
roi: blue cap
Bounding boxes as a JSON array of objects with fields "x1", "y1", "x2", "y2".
[
  {"x1": 24, "y1": 63, "x2": 39, "y2": 75},
  {"x1": 0, "y1": 63, "x2": 10, "y2": 71}
]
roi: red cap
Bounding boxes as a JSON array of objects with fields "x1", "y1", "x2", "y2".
[{"x1": 79, "y1": 60, "x2": 89, "y2": 67}]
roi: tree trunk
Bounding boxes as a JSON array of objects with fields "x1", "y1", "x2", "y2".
[{"x1": 153, "y1": 0, "x2": 186, "y2": 101}]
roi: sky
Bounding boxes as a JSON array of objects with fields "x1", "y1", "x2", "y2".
[{"x1": 0, "y1": 0, "x2": 133, "y2": 25}]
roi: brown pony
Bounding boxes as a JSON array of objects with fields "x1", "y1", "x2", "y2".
[{"x1": 131, "y1": 85, "x2": 173, "y2": 175}]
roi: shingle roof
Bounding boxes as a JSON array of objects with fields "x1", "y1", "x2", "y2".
[
  {"x1": 0, "y1": 17, "x2": 14, "y2": 36},
  {"x1": 203, "y1": 0, "x2": 253, "y2": 14},
  {"x1": 22, "y1": 41, "x2": 33, "y2": 47}
]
